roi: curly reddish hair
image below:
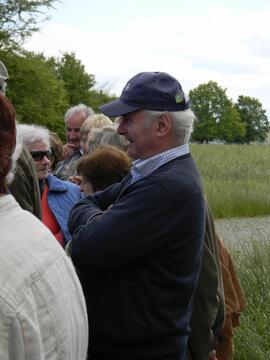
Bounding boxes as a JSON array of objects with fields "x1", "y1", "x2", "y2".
[{"x1": 0, "y1": 95, "x2": 16, "y2": 193}]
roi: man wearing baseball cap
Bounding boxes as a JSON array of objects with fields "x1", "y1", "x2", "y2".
[
  {"x1": 0, "y1": 60, "x2": 9, "y2": 95},
  {"x1": 68, "y1": 72, "x2": 205, "y2": 360}
]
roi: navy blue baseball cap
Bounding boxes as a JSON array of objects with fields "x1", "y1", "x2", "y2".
[{"x1": 99, "y1": 72, "x2": 189, "y2": 117}]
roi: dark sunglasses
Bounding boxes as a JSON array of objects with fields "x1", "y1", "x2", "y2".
[{"x1": 30, "y1": 149, "x2": 52, "y2": 161}]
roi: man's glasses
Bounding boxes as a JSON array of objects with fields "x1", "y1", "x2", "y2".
[{"x1": 30, "y1": 149, "x2": 52, "y2": 161}]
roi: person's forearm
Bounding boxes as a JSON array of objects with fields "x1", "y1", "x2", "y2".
[
  {"x1": 68, "y1": 182, "x2": 122, "y2": 233},
  {"x1": 68, "y1": 198, "x2": 103, "y2": 234}
]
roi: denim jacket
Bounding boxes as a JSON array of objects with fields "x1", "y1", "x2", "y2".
[{"x1": 47, "y1": 174, "x2": 82, "y2": 245}]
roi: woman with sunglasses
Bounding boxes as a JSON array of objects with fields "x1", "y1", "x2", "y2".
[{"x1": 17, "y1": 123, "x2": 82, "y2": 247}]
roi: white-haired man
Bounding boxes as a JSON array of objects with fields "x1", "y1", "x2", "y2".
[
  {"x1": 68, "y1": 72, "x2": 206, "y2": 360},
  {"x1": 54, "y1": 103, "x2": 94, "y2": 180}
]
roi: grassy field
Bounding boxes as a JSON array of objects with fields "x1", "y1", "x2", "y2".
[
  {"x1": 190, "y1": 144, "x2": 270, "y2": 358},
  {"x1": 190, "y1": 144, "x2": 270, "y2": 218},
  {"x1": 231, "y1": 239, "x2": 270, "y2": 359}
]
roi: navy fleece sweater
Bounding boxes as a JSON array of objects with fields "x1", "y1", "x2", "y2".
[{"x1": 68, "y1": 154, "x2": 205, "y2": 360}]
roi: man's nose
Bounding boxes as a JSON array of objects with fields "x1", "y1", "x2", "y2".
[
  {"x1": 117, "y1": 120, "x2": 126, "y2": 135},
  {"x1": 69, "y1": 130, "x2": 78, "y2": 138}
]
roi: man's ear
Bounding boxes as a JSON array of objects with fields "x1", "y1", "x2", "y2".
[{"x1": 155, "y1": 113, "x2": 172, "y2": 138}]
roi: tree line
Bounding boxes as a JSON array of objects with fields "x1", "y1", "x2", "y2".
[
  {"x1": 190, "y1": 81, "x2": 269, "y2": 143},
  {"x1": 1, "y1": 0, "x2": 269, "y2": 143},
  {"x1": 0, "y1": 49, "x2": 116, "y2": 140}
]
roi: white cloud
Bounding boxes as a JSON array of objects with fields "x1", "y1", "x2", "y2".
[{"x1": 25, "y1": 8, "x2": 270, "y2": 115}]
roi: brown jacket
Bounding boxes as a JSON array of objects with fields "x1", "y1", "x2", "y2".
[{"x1": 216, "y1": 237, "x2": 246, "y2": 360}]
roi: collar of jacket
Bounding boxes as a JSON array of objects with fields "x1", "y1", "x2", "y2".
[{"x1": 47, "y1": 174, "x2": 68, "y2": 193}]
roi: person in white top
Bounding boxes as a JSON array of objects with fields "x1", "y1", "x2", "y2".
[{"x1": 0, "y1": 94, "x2": 88, "y2": 359}]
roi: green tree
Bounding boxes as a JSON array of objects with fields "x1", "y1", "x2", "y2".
[
  {"x1": 0, "y1": 0, "x2": 58, "y2": 49},
  {"x1": 88, "y1": 88, "x2": 117, "y2": 113},
  {"x1": 235, "y1": 96, "x2": 269, "y2": 143},
  {"x1": 51, "y1": 52, "x2": 96, "y2": 106},
  {"x1": 51, "y1": 52, "x2": 117, "y2": 113},
  {"x1": 217, "y1": 106, "x2": 245, "y2": 143},
  {"x1": 189, "y1": 81, "x2": 245, "y2": 143},
  {"x1": 1, "y1": 49, "x2": 69, "y2": 140}
]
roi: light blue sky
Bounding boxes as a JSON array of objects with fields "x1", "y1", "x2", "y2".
[{"x1": 26, "y1": 0, "x2": 270, "y2": 116}]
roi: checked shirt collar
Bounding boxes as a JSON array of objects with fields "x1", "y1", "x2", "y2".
[{"x1": 130, "y1": 144, "x2": 190, "y2": 184}]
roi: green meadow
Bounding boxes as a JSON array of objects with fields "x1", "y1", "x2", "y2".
[
  {"x1": 190, "y1": 143, "x2": 270, "y2": 358},
  {"x1": 231, "y1": 239, "x2": 270, "y2": 359},
  {"x1": 190, "y1": 144, "x2": 270, "y2": 218}
]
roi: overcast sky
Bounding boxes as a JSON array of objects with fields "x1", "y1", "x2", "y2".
[{"x1": 25, "y1": 0, "x2": 270, "y2": 116}]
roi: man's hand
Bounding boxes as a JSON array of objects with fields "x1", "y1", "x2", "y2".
[
  {"x1": 69, "y1": 175, "x2": 83, "y2": 186},
  {"x1": 61, "y1": 143, "x2": 76, "y2": 160}
]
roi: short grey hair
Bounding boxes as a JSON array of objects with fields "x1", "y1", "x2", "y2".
[
  {"x1": 16, "y1": 124, "x2": 50, "y2": 148},
  {"x1": 87, "y1": 128, "x2": 106, "y2": 154},
  {"x1": 143, "y1": 109, "x2": 195, "y2": 145},
  {"x1": 100, "y1": 126, "x2": 128, "y2": 152},
  {"x1": 64, "y1": 103, "x2": 94, "y2": 125}
]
